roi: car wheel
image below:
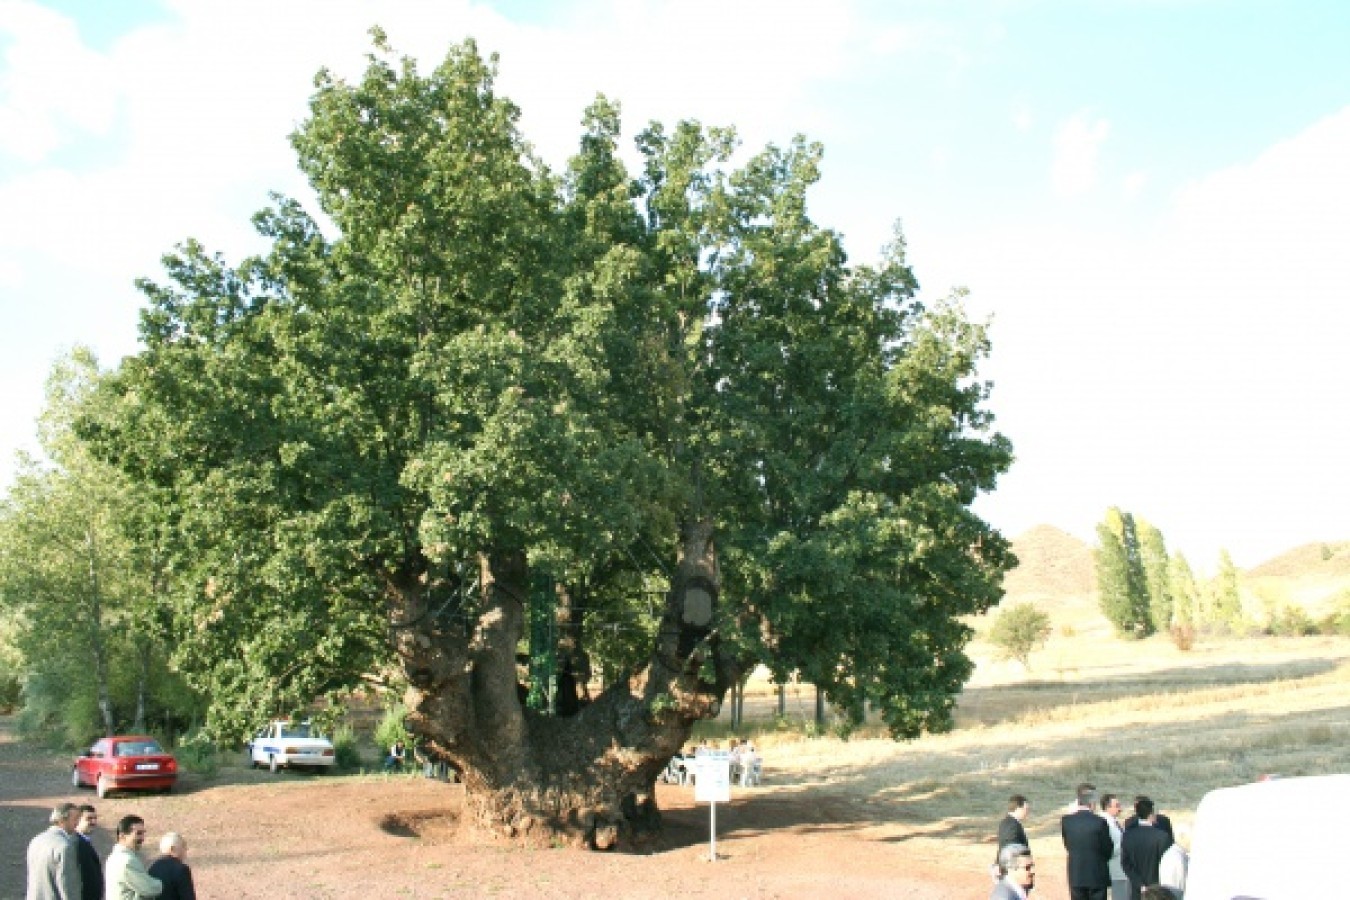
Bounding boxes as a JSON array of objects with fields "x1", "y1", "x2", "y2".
[
  {"x1": 96, "y1": 775, "x2": 108, "y2": 799},
  {"x1": 269, "y1": 755, "x2": 279, "y2": 774},
  {"x1": 71, "y1": 767, "x2": 82, "y2": 788}
]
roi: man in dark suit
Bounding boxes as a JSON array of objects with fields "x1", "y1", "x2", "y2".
[
  {"x1": 1062, "y1": 783, "x2": 1114, "y2": 900},
  {"x1": 1123, "y1": 795, "x2": 1174, "y2": 841},
  {"x1": 992, "y1": 794, "x2": 1032, "y2": 884},
  {"x1": 73, "y1": 804, "x2": 104, "y2": 900},
  {"x1": 147, "y1": 832, "x2": 197, "y2": 900},
  {"x1": 1121, "y1": 797, "x2": 1173, "y2": 900},
  {"x1": 997, "y1": 794, "x2": 1031, "y2": 858}
]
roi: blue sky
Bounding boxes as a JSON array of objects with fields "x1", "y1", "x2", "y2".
[{"x1": 2, "y1": 0, "x2": 1348, "y2": 569}]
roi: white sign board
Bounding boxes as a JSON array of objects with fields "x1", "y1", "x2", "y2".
[
  {"x1": 693, "y1": 750, "x2": 731, "y2": 803},
  {"x1": 692, "y1": 749, "x2": 732, "y2": 861}
]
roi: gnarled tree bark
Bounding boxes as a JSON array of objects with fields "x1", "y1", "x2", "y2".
[{"x1": 393, "y1": 519, "x2": 735, "y2": 849}]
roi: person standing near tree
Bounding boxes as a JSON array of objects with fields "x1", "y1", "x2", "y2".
[
  {"x1": 105, "y1": 815, "x2": 162, "y2": 900},
  {"x1": 25, "y1": 802, "x2": 82, "y2": 900},
  {"x1": 146, "y1": 833, "x2": 195, "y2": 900},
  {"x1": 1062, "y1": 784, "x2": 1113, "y2": 900},
  {"x1": 73, "y1": 805, "x2": 104, "y2": 900}
]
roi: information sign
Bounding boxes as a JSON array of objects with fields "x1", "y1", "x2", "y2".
[
  {"x1": 692, "y1": 749, "x2": 732, "y2": 860},
  {"x1": 693, "y1": 750, "x2": 731, "y2": 803}
]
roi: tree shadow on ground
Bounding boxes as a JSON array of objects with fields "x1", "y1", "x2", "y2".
[{"x1": 955, "y1": 656, "x2": 1341, "y2": 729}]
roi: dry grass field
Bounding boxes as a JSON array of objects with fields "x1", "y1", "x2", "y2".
[
  {"x1": 717, "y1": 634, "x2": 1350, "y2": 881},
  {"x1": 703, "y1": 527, "x2": 1350, "y2": 878}
]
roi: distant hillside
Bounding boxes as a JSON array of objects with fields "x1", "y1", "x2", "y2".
[
  {"x1": 1244, "y1": 541, "x2": 1350, "y2": 618},
  {"x1": 1002, "y1": 524, "x2": 1096, "y2": 598},
  {"x1": 996, "y1": 528, "x2": 1350, "y2": 624},
  {"x1": 1246, "y1": 541, "x2": 1350, "y2": 578}
]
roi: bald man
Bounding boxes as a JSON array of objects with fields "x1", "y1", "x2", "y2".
[{"x1": 146, "y1": 833, "x2": 195, "y2": 900}]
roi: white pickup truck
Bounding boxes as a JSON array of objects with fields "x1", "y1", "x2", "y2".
[{"x1": 247, "y1": 720, "x2": 337, "y2": 773}]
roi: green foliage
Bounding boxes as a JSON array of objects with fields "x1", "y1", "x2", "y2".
[
  {"x1": 1205, "y1": 549, "x2": 1245, "y2": 632},
  {"x1": 1168, "y1": 553, "x2": 1198, "y2": 629},
  {"x1": 0, "y1": 349, "x2": 205, "y2": 743},
  {"x1": 331, "y1": 724, "x2": 363, "y2": 771},
  {"x1": 374, "y1": 704, "x2": 411, "y2": 754},
  {"x1": 1095, "y1": 508, "x2": 1153, "y2": 637},
  {"x1": 1266, "y1": 604, "x2": 1316, "y2": 637},
  {"x1": 1137, "y1": 518, "x2": 1172, "y2": 630},
  {"x1": 75, "y1": 36, "x2": 1013, "y2": 759},
  {"x1": 0, "y1": 672, "x2": 18, "y2": 714},
  {"x1": 988, "y1": 603, "x2": 1052, "y2": 668},
  {"x1": 174, "y1": 728, "x2": 220, "y2": 776}
]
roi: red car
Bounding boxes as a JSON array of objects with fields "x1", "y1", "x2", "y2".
[{"x1": 72, "y1": 735, "x2": 178, "y2": 798}]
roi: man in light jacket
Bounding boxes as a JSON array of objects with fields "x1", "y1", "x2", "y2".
[
  {"x1": 26, "y1": 802, "x2": 82, "y2": 900},
  {"x1": 1100, "y1": 793, "x2": 1128, "y2": 900},
  {"x1": 105, "y1": 816, "x2": 161, "y2": 900}
]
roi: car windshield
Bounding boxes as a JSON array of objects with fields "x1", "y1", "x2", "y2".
[
  {"x1": 279, "y1": 724, "x2": 312, "y2": 739},
  {"x1": 115, "y1": 740, "x2": 164, "y2": 757}
]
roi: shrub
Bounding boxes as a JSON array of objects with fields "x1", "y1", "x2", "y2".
[
  {"x1": 1268, "y1": 604, "x2": 1316, "y2": 637},
  {"x1": 0, "y1": 670, "x2": 20, "y2": 714},
  {"x1": 374, "y1": 705, "x2": 411, "y2": 756},
  {"x1": 174, "y1": 728, "x2": 219, "y2": 776},
  {"x1": 1169, "y1": 623, "x2": 1196, "y2": 652},
  {"x1": 332, "y1": 724, "x2": 363, "y2": 771},
  {"x1": 989, "y1": 603, "x2": 1052, "y2": 669},
  {"x1": 1316, "y1": 590, "x2": 1350, "y2": 636}
]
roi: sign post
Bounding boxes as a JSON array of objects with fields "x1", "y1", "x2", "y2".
[{"x1": 693, "y1": 749, "x2": 731, "y2": 861}]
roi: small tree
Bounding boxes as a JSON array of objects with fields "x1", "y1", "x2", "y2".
[
  {"x1": 1205, "y1": 549, "x2": 1244, "y2": 632},
  {"x1": 989, "y1": 603, "x2": 1052, "y2": 669}
]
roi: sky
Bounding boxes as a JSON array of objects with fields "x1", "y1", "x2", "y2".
[{"x1": 2, "y1": 0, "x2": 1348, "y2": 571}]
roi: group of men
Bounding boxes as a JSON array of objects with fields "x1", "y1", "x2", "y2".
[
  {"x1": 25, "y1": 802, "x2": 196, "y2": 900},
  {"x1": 991, "y1": 785, "x2": 1189, "y2": 900}
]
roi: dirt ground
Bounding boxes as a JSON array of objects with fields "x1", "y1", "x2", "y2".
[{"x1": 0, "y1": 717, "x2": 1057, "y2": 899}]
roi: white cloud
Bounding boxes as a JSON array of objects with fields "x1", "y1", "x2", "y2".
[
  {"x1": 0, "y1": 0, "x2": 118, "y2": 161},
  {"x1": 960, "y1": 105, "x2": 1350, "y2": 566},
  {"x1": 1050, "y1": 111, "x2": 1110, "y2": 197},
  {"x1": 1121, "y1": 170, "x2": 1148, "y2": 199}
]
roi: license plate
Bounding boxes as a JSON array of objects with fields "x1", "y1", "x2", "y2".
[{"x1": 135, "y1": 763, "x2": 159, "y2": 771}]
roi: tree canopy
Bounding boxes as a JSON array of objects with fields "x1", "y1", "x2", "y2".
[{"x1": 78, "y1": 35, "x2": 1013, "y2": 846}]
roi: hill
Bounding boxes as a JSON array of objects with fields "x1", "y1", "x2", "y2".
[
  {"x1": 1001, "y1": 524, "x2": 1096, "y2": 598},
  {"x1": 1244, "y1": 541, "x2": 1350, "y2": 619},
  {"x1": 992, "y1": 525, "x2": 1108, "y2": 637},
  {"x1": 1246, "y1": 541, "x2": 1350, "y2": 578}
]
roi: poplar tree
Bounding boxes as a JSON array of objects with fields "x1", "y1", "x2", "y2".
[{"x1": 1095, "y1": 507, "x2": 1152, "y2": 637}]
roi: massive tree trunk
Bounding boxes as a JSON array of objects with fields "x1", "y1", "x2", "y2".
[{"x1": 393, "y1": 519, "x2": 734, "y2": 849}]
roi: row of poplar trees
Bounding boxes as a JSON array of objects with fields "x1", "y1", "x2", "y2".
[{"x1": 1095, "y1": 507, "x2": 1242, "y2": 638}]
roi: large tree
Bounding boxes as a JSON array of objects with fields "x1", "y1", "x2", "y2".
[{"x1": 91, "y1": 36, "x2": 1013, "y2": 848}]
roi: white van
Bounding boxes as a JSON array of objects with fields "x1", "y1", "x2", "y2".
[{"x1": 1186, "y1": 774, "x2": 1349, "y2": 899}]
